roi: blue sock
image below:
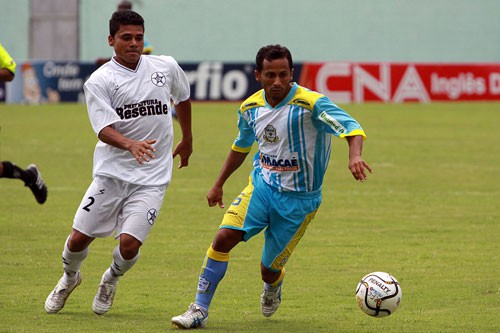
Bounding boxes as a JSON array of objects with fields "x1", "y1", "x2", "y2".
[{"x1": 195, "y1": 245, "x2": 229, "y2": 311}]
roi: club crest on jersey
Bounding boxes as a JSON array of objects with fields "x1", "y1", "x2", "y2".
[
  {"x1": 263, "y1": 124, "x2": 279, "y2": 143},
  {"x1": 151, "y1": 72, "x2": 166, "y2": 87},
  {"x1": 147, "y1": 208, "x2": 158, "y2": 225}
]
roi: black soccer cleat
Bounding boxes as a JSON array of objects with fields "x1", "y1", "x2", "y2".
[{"x1": 25, "y1": 164, "x2": 48, "y2": 204}]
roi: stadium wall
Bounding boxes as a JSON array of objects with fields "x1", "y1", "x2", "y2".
[{"x1": 1, "y1": 0, "x2": 500, "y2": 63}]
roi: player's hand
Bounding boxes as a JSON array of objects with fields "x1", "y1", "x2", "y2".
[
  {"x1": 207, "y1": 185, "x2": 224, "y2": 208},
  {"x1": 349, "y1": 156, "x2": 372, "y2": 182},
  {"x1": 172, "y1": 137, "x2": 193, "y2": 169},
  {"x1": 130, "y1": 139, "x2": 157, "y2": 165}
]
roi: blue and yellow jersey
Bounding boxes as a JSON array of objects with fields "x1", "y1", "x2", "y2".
[
  {"x1": 0, "y1": 43, "x2": 16, "y2": 75},
  {"x1": 233, "y1": 83, "x2": 366, "y2": 193}
]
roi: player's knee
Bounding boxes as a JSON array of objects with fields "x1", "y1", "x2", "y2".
[
  {"x1": 212, "y1": 228, "x2": 243, "y2": 252},
  {"x1": 68, "y1": 229, "x2": 94, "y2": 252},
  {"x1": 119, "y1": 234, "x2": 142, "y2": 259},
  {"x1": 119, "y1": 244, "x2": 140, "y2": 260}
]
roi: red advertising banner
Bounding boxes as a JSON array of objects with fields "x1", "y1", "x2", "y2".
[{"x1": 299, "y1": 62, "x2": 500, "y2": 103}]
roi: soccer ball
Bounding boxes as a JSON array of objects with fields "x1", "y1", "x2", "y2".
[{"x1": 355, "y1": 271, "x2": 402, "y2": 317}]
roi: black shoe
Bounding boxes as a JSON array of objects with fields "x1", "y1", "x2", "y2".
[{"x1": 25, "y1": 164, "x2": 48, "y2": 204}]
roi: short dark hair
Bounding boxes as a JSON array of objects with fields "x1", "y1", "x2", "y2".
[
  {"x1": 255, "y1": 44, "x2": 293, "y2": 72},
  {"x1": 109, "y1": 10, "x2": 144, "y2": 37}
]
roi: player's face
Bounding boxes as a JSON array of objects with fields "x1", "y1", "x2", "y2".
[
  {"x1": 255, "y1": 58, "x2": 293, "y2": 108},
  {"x1": 109, "y1": 24, "x2": 144, "y2": 69}
]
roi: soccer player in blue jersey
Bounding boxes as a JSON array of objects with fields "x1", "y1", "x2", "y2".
[{"x1": 172, "y1": 44, "x2": 372, "y2": 329}]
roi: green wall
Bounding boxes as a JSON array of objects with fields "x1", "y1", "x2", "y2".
[
  {"x1": 0, "y1": 0, "x2": 30, "y2": 61},
  {"x1": 2, "y1": 0, "x2": 500, "y2": 63}
]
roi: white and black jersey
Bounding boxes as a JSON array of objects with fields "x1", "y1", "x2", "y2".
[{"x1": 83, "y1": 55, "x2": 190, "y2": 186}]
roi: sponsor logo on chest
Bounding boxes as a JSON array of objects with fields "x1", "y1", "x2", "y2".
[
  {"x1": 115, "y1": 99, "x2": 169, "y2": 120},
  {"x1": 260, "y1": 152, "x2": 299, "y2": 171}
]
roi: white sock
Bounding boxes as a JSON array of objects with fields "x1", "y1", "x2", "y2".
[
  {"x1": 102, "y1": 246, "x2": 140, "y2": 284},
  {"x1": 61, "y1": 236, "x2": 88, "y2": 285}
]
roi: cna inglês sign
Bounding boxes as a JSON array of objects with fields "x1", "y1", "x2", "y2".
[{"x1": 299, "y1": 62, "x2": 500, "y2": 103}]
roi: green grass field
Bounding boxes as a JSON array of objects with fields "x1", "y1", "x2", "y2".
[{"x1": 0, "y1": 102, "x2": 499, "y2": 332}]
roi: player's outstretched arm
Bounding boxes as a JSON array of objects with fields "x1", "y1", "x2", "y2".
[
  {"x1": 98, "y1": 125, "x2": 156, "y2": 165},
  {"x1": 346, "y1": 135, "x2": 372, "y2": 182},
  {"x1": 207, "y1": 150, "x2": 248, "y2": 208}
]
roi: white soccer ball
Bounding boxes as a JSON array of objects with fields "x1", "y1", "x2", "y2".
[{"x1": 355, "y1": 271, "x2": 402, "y2": 317}]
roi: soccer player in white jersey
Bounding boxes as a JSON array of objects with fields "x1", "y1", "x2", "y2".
[
  {"x1": 172, "y1": 44, "x2": 372, "y2": 329},
  {"x1": 45, "y1": 10, "x2": 193, "y2": 315}
]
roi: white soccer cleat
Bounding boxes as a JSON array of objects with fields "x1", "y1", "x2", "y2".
[
  {"x1": 92, "y1": 278, "x2": 118, "y2": 315},
  {"x1": 45, "y1": 271, "x2": 82, "y2": 314},
  {"x1": 171, "y1": 303, "x2": 209, "y2": 329},
  {"x1": 261, "y1": 285, "x2": 282, "y2": 317}
]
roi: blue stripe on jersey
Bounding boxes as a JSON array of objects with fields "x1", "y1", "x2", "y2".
[
  {"x1": 288, "y1": 104, "x2": 312, "y2": 192},
  {"x1": 289, "y1": 105, "x2": 302, "y2": 191},
  {"x1": 299, "y1": 107, "x2": 311, "y2": 191},
  {"x1": 287, "y1": 106, "x2": 297, "y2": 191},
  {"x1": 313, "y1": 132, "x2": 331, "y2": 190},
  {"x1": 294, "y1": 106, "x2": 306, "y2": 191}
]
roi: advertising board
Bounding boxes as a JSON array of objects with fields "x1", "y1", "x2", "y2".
[{"x1": 5, "y1": 61, "x2": 500, "y2": 103}]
